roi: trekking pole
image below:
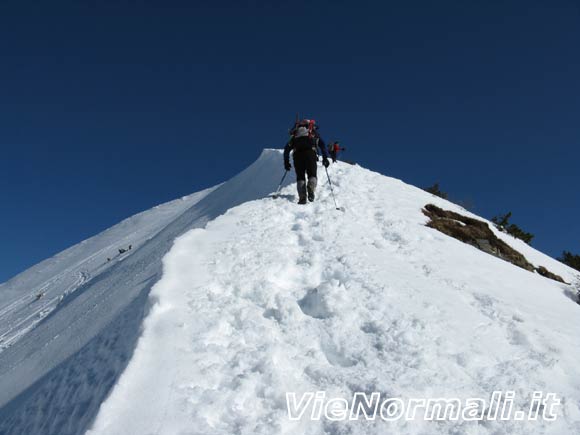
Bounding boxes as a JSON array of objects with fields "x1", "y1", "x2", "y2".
[
  {"x1": 272, "y1": 170, "x2": 289, "y2": 198},
  {"x1": 324, "y1": 167, "x2": 341, "y2": 210}
]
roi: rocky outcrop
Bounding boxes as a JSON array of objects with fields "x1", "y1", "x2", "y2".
[
  {"x1": 423, "y1": 204, "x2": 565, "y2": 283},
  {"x1": 536, "y1": 266, "x2": 565, "y2": 283}
]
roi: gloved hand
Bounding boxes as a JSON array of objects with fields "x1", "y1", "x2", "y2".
[
  {"x1": 322, "y1": 157, "x2": 330, "y2": 168},
  {"x1": 284, "y1": 161, "x2": 291, "y2": 171}
]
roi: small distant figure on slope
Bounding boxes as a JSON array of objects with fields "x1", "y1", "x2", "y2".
[
  {"x1": 118, "y1": 244, "x2": 132, "y2": 255},
  {"x1": 328, "y1": 141, "x2": 346, "y2": 163},
  {"x1": 284, "y1": 119, "x2": 330, "y2": 205}
]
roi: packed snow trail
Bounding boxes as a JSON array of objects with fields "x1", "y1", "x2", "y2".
[
  {"x1": 0, "y1": 150, "x2": 296, "y2": 435},
  {"x1": 90, "y1": 157, "x2": 580, "y2": 435}
]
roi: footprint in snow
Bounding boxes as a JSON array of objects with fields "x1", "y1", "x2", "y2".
[
  {"x1": 372, "y1": 240, "x2": 385, "y2": 249},
  {"x1": 506, "y1": 323, "x2": 529, "y2": 347},
  {"x1": 320, "y1": 340, "x2": 357, "y2": 368},
  {"x1": 361, "y1": 321, "x2": 380, "y2": 335},
  {"x1": 263, "y1": 308, "x2": 283, "y2": 323},
  {"x1": 298, "y1": 288, "x2": 332, "y2": 319}
]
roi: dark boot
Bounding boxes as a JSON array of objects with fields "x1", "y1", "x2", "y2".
[
  {"x1": 307, "y1": 176, "x2": 317, "y2": 202},
  {"x1": 297, "y1": 180, "x2": 307, "y2": 204},
  {"x1": 307, "y1": 187, "x2": 315, "y2": 202}
]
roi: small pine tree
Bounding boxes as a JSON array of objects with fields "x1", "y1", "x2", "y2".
[
  {"x1": 558, "y1": 251, "x2": 580, "y2": 272},
  {"x1": 506, "y1": 224, "x2": 534, "y2": 244},
  {"x1": 492, "y1": 212, "x2": 512, "y2": 229},
  {"x1": 491, "y1": 212, "x2": 534, "y2": 245},
  {"x1": 424, "y1": 182, "x2": 448, "y2": 200}
]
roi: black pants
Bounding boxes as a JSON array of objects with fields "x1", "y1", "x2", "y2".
[
  {"x1": 329, "y1": 150, "x2": 337, "y2": 163},
  {"x1": 293, "y1": 149, "x2": 318, "y2": 182},
  {"x1": 293, "y1": 149, "x2": 318, "y2": 199}
]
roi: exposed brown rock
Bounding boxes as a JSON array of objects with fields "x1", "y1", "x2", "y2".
[
  {"x1": 423, "y1": 204, "x2": 535, "y2": 272},
  {"x1": 536, "y1": 266, "x2": 566, "y2": 283},
  {"x1": 423, "y1": 204, "x2": 566, "y2": 283}
]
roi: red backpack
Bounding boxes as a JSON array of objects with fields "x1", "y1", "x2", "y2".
[{"x1": 291, "y1": 119, "x2": 318, "y2": 139}]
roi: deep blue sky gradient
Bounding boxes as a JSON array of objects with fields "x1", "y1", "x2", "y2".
[{"x1": 1, "y1": 0, "x2": 579, "y2": 282}]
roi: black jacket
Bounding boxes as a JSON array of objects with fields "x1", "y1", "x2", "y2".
[{"x1": 284, "y1": 134, "x2": 328, "y2": 165}]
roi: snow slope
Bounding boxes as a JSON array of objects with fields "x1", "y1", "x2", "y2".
[
  {"x1": 0, "y1": 188, "x2": 215, "y2": 352},
  {"x1": 87, "y1": 151, "x2": 580, "y2": 435},
  {"x1": 0, "y1": 150, "x2": 294, "y2": 435}
]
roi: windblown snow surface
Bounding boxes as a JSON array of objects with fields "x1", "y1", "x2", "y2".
[
  {"x1": 0, "y1": 150, "x2": 291, "y2": 435},
  {"x1": 87, "y1": 150, "x2": 580, "y2": 435},
  {"x1": 1, "y1": 150, "x2": 579, "y2": 435}
]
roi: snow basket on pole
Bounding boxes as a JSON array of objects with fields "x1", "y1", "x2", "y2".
[{"x1": 324, "y1": 167, "x2": 344, "y2": 212}]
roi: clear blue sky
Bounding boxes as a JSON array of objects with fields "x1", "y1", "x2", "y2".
[{"x1": 1, "y1": 0, "x2": 579, "y2": 282}]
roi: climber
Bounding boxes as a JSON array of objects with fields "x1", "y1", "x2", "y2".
[
  {"x1": 328, "y1": 141, "x2": 345, "y2": 163},
  {"x1": 284, "y1": 119, "x2": 329, "y2": 204},
  {"x1": 118, "y1": 244, "x2": 132, "y2": 255}
]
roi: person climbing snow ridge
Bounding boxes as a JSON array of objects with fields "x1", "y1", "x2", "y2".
[
  {"x1": 283, "y1": 119, "x2": 329, "y2": 204},
  {"x1": 328, "y1": 141, "x2": 345, "y2": 163}
]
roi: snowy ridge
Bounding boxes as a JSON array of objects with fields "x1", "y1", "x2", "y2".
[
  {"x1": 0, "y1": 150, "x2": 295, "y2": 435},
  {"x1": 88, "y1": 155, "x2": 580, "y2": 435},
  {"x1": 0, "y1": 188, "x2": 215, "y2": 352}
]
